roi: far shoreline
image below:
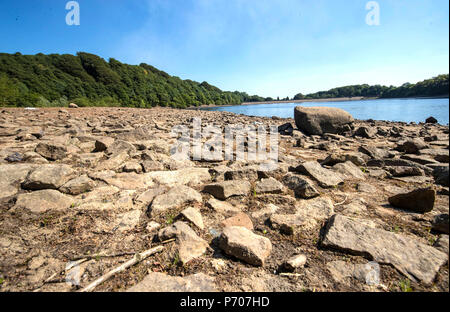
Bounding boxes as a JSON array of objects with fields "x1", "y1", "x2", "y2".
[{"x1": 196, "y1": 95, "x2": 449, "y2": 109}]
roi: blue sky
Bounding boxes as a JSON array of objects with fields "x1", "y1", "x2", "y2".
[{"x1": 0, "y1": 0, "x2": 448, "y2": 98}]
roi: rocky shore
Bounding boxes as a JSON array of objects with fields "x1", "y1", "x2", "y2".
[{"x1": 0, "y1": 106, "x2": 448, "y2": 292}]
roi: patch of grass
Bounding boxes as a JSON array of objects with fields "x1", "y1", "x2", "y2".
[
  {"x1": 0, "y1": 278, "x2": 4, "y2": 285},
  {"x1": 360, "y1": 167, "x2": 367, "y2": 173},
  {"x1": 391, "y1": 225, "x2": 401, "y2": 233},
  {"x1": 428, "y1": 236, "x2": 437, "y2": 245},
  {"x1": 172, "y1": 254, "x2": 180, "y2": 267},
  {"x1": 166, "y1": 213, "x2": 176, "y2": 225},
  {"x1": 399, "y1": 279, "x2": 413, "y2": 292}
]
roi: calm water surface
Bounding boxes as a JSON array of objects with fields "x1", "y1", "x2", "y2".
[{"x1": 202, "y1": 98, "x2": 449, "y2": 125}]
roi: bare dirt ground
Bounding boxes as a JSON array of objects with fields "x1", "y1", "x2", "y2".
[{"x1": 0, "y1": 106, "x2": 448, "y2": 292}]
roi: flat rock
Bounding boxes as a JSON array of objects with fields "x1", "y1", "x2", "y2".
[
  {"x1": 333, "y1": 161, "x2": 366, "y2": 180},
  {"x1": 13, "y1": 190, "x2": 74, "y2": 214},
  {"x1": 296, "y1": 196, "x2": 335, "y2": 221},
  {"x1": 388, "y1": 187, "x2": 436, "y2": 213},
  {"x1": 420, "y1": 148, "x2": 449, "y2": 163},
  {"x1": 255, "y1": 177, "x2": 284, "y2": 194},
  {"x1": 96, "y1": 152, "x2": 129, "y2": 171},
  {"x1": 219, "y1": 226, "x2": 272, "y2": 266},
  {"x1": 282, "y1": 173, "x2": 319, "y2": 199},
  {"x1": 206, "y1": 198, "x2": 241, "y2": 216},
  {"x1": 327, "y1": 260, "x2": 380, "y2": 285},
  {"x1": 322, "y1": 214, "x2": 448, "y2": 284},
  {"x1": 269, "y1": 214, "x2": 307, "y2": 235},
  {"x1": 35, "y1": 142, "x2": 68, "y2": 161},
  {"x1": 295, "y1": 161, "x2": 344, "y2": 188},
  {"x1": 59, "y1": 175, "x2": 95, "y2": 195},
  {"x1": 150, "y1": 185, "x2": 202, "y2": 216},
  {"x1": 0, "y1": 164, "x2": 36, "y2": 200},
  {"x1": 251, "y1": 204, "x2": 279, "y2": 220},
  {"x1": 220, "y1": 212, "x2": 253, "y2": 230},
  {"x1": 203, "y1": 180, "x2": 251, "y2": 200},
  {"x1": 127, "y1": 272, "x2": 216, "y2": 292},
  {"x1": 22, "y1": 164, "x2": 75, "y2": 190},
  {"x1": 396, "y1": 138, "x2": 428, "y2": 154},
  {"x1": 145, "y1": 168, "x2": 211, "y2": 187}
]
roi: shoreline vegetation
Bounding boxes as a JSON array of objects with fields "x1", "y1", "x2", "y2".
[{"x1": 0, "y1": 52, "x2": 448, "y2": 109}]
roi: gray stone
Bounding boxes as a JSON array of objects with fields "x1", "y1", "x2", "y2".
[
  {"x1": 22, "y1": 164, "x2": 75, "y2": 190},
  {"x1": 106, "y1": 140, "x2": 136, "y2": 156},
  {"x1": 433, "y1": 166, "x2": 449, "y2": 187},
  {"x1": 255, "y1": 177, "x2": 284, "y2": 194},
  {"x1": 432, "y1": 214, "x2": 449, "y2": 234},
  {"x1": 388, "y1": 187, "x2": 436, "y2": 213},
  {"x1": 93, "y1": 136, "x2": 115, "y2": 152},
  {"x1": 270, "y1": 214, "x2": 307, "y2": 235},
  {"x1": 283, "y1": 254, "x2": 307, "y2": 271},
  {"x1": 295, "y1": 161, "x2": 344, "y2": 188},
  {"x1": 150, "y1": 185, "x2": 202, "y2": 216},
  {"x1": 13, "y1": 190, "x2": 74, "y2": 214},
  {"x1": 206, "y1": 198, "x2": 241, "y2": 216},
  {"x1": 180, "y1": 207, "x2": 204, "y2": 230},
  {"x1": 145, "y1": 168, "x2": 211, "y2": 187},
  {"x1": 354, "y1": 126, "x2": 377, "y2": 138},
  {"x1": 35, "y1": 142, "x2": 67, "y2": 161},
  {"x1": 219, "y1": 226, "x2": 272, "y2": 266},
  {"x1": 434, "y1": 235, "x2": 449, "y2": 255},
  {"x1": 127, "y1": 272, "x2": 216, "y2": 292},
  {"x1": 358, "y1": 145, "x2": 390, "y2": 159},
  {"x1": 321, "y1": 214, "x2": 447, "y2": 284},
  {"x1": 294, "y1": 106, "x2": 354, "y2": 135},
  {"x1": 396, "y1": 139, "x2": 428, "y2": 154},
  {"x1": 281, "y1": 173, "x2": 319, "y2": 199},
  {"x1": 203, "y1": 180, "x2": 251, "y2": 200},
  {"x1": 158, "y1": 221, "x2": 208, "y2": 264},
  {"x1": 333, "y1": 161, "x2": 366, "y2": 180},
  {"x1": 59, "y1": 175, "x2": 95, "y2": 195}
]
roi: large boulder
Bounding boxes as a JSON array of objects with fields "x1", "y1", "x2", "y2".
[{"x1": 294, "y1": 106, "x2": 354, "y2": 135}]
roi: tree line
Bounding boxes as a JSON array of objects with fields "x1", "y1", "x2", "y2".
[
  {"x1": 0, "y1": 52, "x2": 265, "y2": 108},
  {"x1": 293, "y1": 74, "x2": 449, "y2": 100},
  {"x1": 0, "y1": 52, "x2": 448, "y2": 108}
]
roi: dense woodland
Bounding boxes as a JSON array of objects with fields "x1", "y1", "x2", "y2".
[
  {"x1": 294, "y1": 74, "x2": 449, "y2": 100},
  {"x1": 0, "y1": 52, "x2": 266, "y2": 108},
  {"x1": 0, "y1": 52, "x2": 448, "y2": 108}
]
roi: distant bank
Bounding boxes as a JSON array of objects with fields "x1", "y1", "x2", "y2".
[{"x1": 197, "y1": 95, "x2": 448, "y2": 109}]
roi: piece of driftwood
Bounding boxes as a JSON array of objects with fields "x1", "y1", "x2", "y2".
[{"x1": 79, "y1": 245, "x2": 164, "y2": 292}]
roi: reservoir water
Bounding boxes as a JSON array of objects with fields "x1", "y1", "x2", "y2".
[{"x1": 202, "y1": 98, "x2": 449, "y2": 125}]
